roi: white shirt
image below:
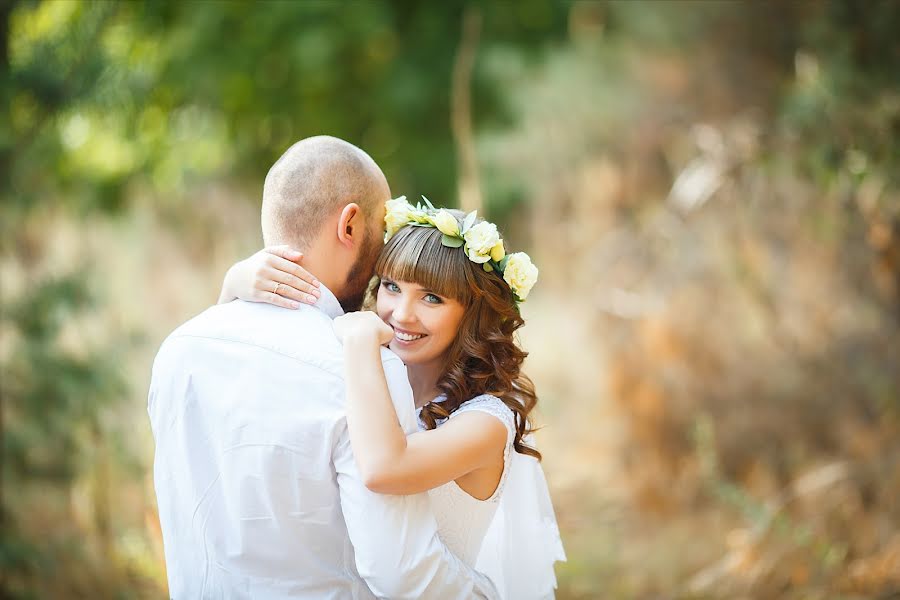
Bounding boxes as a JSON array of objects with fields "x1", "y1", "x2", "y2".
[{"x1": 148, "y1": 286, "x2": 498, "y2": 599}]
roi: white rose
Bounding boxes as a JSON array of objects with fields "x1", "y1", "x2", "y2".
[
  {"x1": 384, "y1": 196, "x2": 412, "y2": 241},
  {"x1": 463, "y1": 221, "x2": 500, "y2": 263},
  {"x1": 502, "y1": 252, "x2": 539, "y2": 300},
  {"x1": 431, "y1": 209, "x2": 460, "y2": 237}
]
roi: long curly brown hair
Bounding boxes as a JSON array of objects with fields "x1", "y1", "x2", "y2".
[{"x1": 373, "y1": 212, "x2": 541, "y2": 460}]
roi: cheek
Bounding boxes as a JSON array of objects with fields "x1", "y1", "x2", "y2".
[
  {"x1": 375, "y1": 288, "x2": 390, "y2": 320},
  {"x1": 431, "y1": 309, "x2": 465, "y2": 346}
]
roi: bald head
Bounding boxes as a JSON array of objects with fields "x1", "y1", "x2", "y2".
[{"x1": 261, "y1": 136, "x2": 389, "y2": 249}]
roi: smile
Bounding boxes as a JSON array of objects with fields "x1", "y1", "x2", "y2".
[{"x1": 393, "y1": 328, "x2": 427, "y2": 343}]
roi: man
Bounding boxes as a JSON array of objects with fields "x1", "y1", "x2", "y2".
[{"x1": 148, "y1": 136, "x2": 497, "y2": 598}]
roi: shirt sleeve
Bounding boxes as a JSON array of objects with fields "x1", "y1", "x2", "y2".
[
  {"x1": 380, "y1": 348, "x2": 419, "y2": 435},
  {"x1": 334, "y1": 352, "x2": 499, "y2": 599}
]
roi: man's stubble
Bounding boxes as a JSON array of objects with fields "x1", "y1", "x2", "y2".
[{"x1": 337, "y1": 225, "x2": 382, "y2": 313}]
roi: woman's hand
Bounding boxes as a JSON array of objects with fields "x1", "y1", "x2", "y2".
[
  {"x1": 333, "y1": 312, "x2": 394, "y2": 346},
  {"x1": 218, "y1": 246, "x2": 320, "y2": 309}
]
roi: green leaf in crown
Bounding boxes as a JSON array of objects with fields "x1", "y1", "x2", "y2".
[{"x1": 441, "y1": 234, "x2": 464, "y2": 248}]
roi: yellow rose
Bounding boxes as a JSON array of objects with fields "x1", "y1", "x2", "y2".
[
  {"x1": 384, "y1": 196, "x2": 412, "y2": 241},
  {"x1": 463, "y1": 221, "x2": 500, "y2": 263},
  {"x1": 489, "y1": 239, "x2": 505, "y2": 262},
  {"x1": 502, "y1": 252, "x2": 539, "y2": 300},
  {"x1": 432, "y1": 209, "x2": 460, "y2": 237}
]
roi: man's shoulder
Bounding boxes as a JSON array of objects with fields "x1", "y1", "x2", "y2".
[
  {"x1": 174, "y1": 300, "x2": 332, "y2": 338},
  {"x1": 377, "y1": 345, "x2": 406, "y2": 370},
  {"x1": 155, "y1": 303, "x2": 408, "y2": 383},
  {"x1": 160, "y1": 301, "x2": 344, "y2": 374}
]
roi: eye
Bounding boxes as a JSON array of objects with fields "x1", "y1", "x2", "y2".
[
  {"x1": 381, "y1": 280, "x2": 400, "y2": 293},
  {"x1": 423, "y1": 293, "x2": 443, "y2": 305}
]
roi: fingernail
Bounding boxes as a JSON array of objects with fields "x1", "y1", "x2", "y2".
[
  {"x1": 289, "y1": 301, "x2": 301, "y2": 309},
  {"x1": 312, "y1": 288, "x2": 321, "y2": 297},
  {"x1": 313, "y1": 279, "x2": 320, "y2": 287},
  {"x1": 291, "y1": 251, "x2": 303, "y2": 259},
  {"x1": 307, "y1": 294, "x2": 316, "y2": 303}
]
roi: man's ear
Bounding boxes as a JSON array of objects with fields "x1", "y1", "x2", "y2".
[{"x1": 336, "y1": 203, "x2": 360, "y2": 248}]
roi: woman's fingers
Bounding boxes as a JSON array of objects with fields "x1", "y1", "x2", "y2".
[
  {"x1": 263, "y1": 267, "x2": 319, "y2": 304},
  {"x1": 252, "y1": 246, "x2": 321, "y2": 306},
  {"x1": 264, "y1": 244, "x2": 304, "y2": 263},
  {"x1": 263, "y1": 247, "x2": 318, "y2": 287},
  {"x1": 266, "y1": 254, "x2": 320, "y2": 290},
  {"x1": 332, "y1": 312, "x2": 394, "y2": 346},
  {"x1": 257, "y1": 291, "x2": 301, "y2": 310}
]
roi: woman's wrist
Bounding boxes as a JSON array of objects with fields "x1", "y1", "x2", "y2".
[{"x1": 342, "y1": 328, "x2": 384, "y2": 350}]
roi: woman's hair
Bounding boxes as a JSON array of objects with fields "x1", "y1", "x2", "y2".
[{"x1": 373, "y1": 212, "x2": 541, "y2": 460}]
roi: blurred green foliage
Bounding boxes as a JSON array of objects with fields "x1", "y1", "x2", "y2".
[
  {"x1": 1, "y1": 273, "x2": 126, "y2": 594},
  {"x1": 2, "y1": 0, "x2": 572, "y2": 221}
]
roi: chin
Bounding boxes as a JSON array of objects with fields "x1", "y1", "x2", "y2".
[
  {"x1": 389, "y1": 342, "x2": 422, "y2": 364},
  {"x1": 389, "y1": 341, "x2": 409, "y2": 358}
]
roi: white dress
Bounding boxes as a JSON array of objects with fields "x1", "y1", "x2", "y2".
[{"x1": 418, "y1": 394, "x2": 566, "y2": 599}]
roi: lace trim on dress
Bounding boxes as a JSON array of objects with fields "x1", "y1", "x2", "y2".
[{"x1": 452, "y1": 394, "x2": 516, "y2": 503}]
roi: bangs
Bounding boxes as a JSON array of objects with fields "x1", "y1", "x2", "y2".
[{"x1": 375, "y1": 225, "x2": 472, "y2": 303}]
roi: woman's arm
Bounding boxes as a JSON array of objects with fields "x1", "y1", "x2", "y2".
[
  {"x1": 219, "y1": 245, "x2": 321, "y2": 309},
  {"x1": 335, "y1": 312, "x2": 508, "y2": 495}
]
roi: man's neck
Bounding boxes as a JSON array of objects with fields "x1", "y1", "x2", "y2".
[{"x1": 295, "y1": 249, "x2": 344, "y2": 301}]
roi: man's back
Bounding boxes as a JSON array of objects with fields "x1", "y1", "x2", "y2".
[{"x1": 150, "y1": 297, "x2": 371, "y2": 598}]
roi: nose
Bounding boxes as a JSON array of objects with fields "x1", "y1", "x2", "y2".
[{"x1": 392, "y1": 295, "x2": 417, "y2": 325}]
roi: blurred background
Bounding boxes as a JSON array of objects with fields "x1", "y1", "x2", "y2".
[{"x1": 2, "y1": 1, "x2": 899, "y2": 598}]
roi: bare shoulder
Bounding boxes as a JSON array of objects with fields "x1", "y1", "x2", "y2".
[
  {"x1": 438, "y1": 407, "x2": 508, "y2": 455},
  {"x1": 454, "y1": 394, "x2": 515, "y2": 432}
]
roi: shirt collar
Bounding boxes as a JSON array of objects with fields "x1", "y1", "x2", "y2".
[{"x1": 313, "y1": 283, "x2": 344, "y2": 320}]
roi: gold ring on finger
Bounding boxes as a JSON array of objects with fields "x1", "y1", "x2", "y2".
[{"x1": 273, "y1": 282, "x2": 281, "y2": 295}]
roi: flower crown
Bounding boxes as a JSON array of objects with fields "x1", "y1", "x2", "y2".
[{"x1": 384, "y1": 196, "x2": 539, "y2": 303}]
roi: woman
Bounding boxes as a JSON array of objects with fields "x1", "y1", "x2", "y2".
[{"x1": 220, "y1": 197, "x2": 564, "y2": 598}]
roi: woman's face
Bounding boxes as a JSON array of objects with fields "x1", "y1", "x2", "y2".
[{"x1": 375, "y1": 277, "x2": 466, "y2": 366}]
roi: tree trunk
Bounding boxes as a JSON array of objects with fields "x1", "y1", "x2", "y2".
[{"x1": 451, "y1": 6, "x2": 482, "y2": 214}]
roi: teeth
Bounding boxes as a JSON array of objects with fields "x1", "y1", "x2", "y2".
[{"x1": 395, "y1": 331, "x2": 425, "y2": 342}]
